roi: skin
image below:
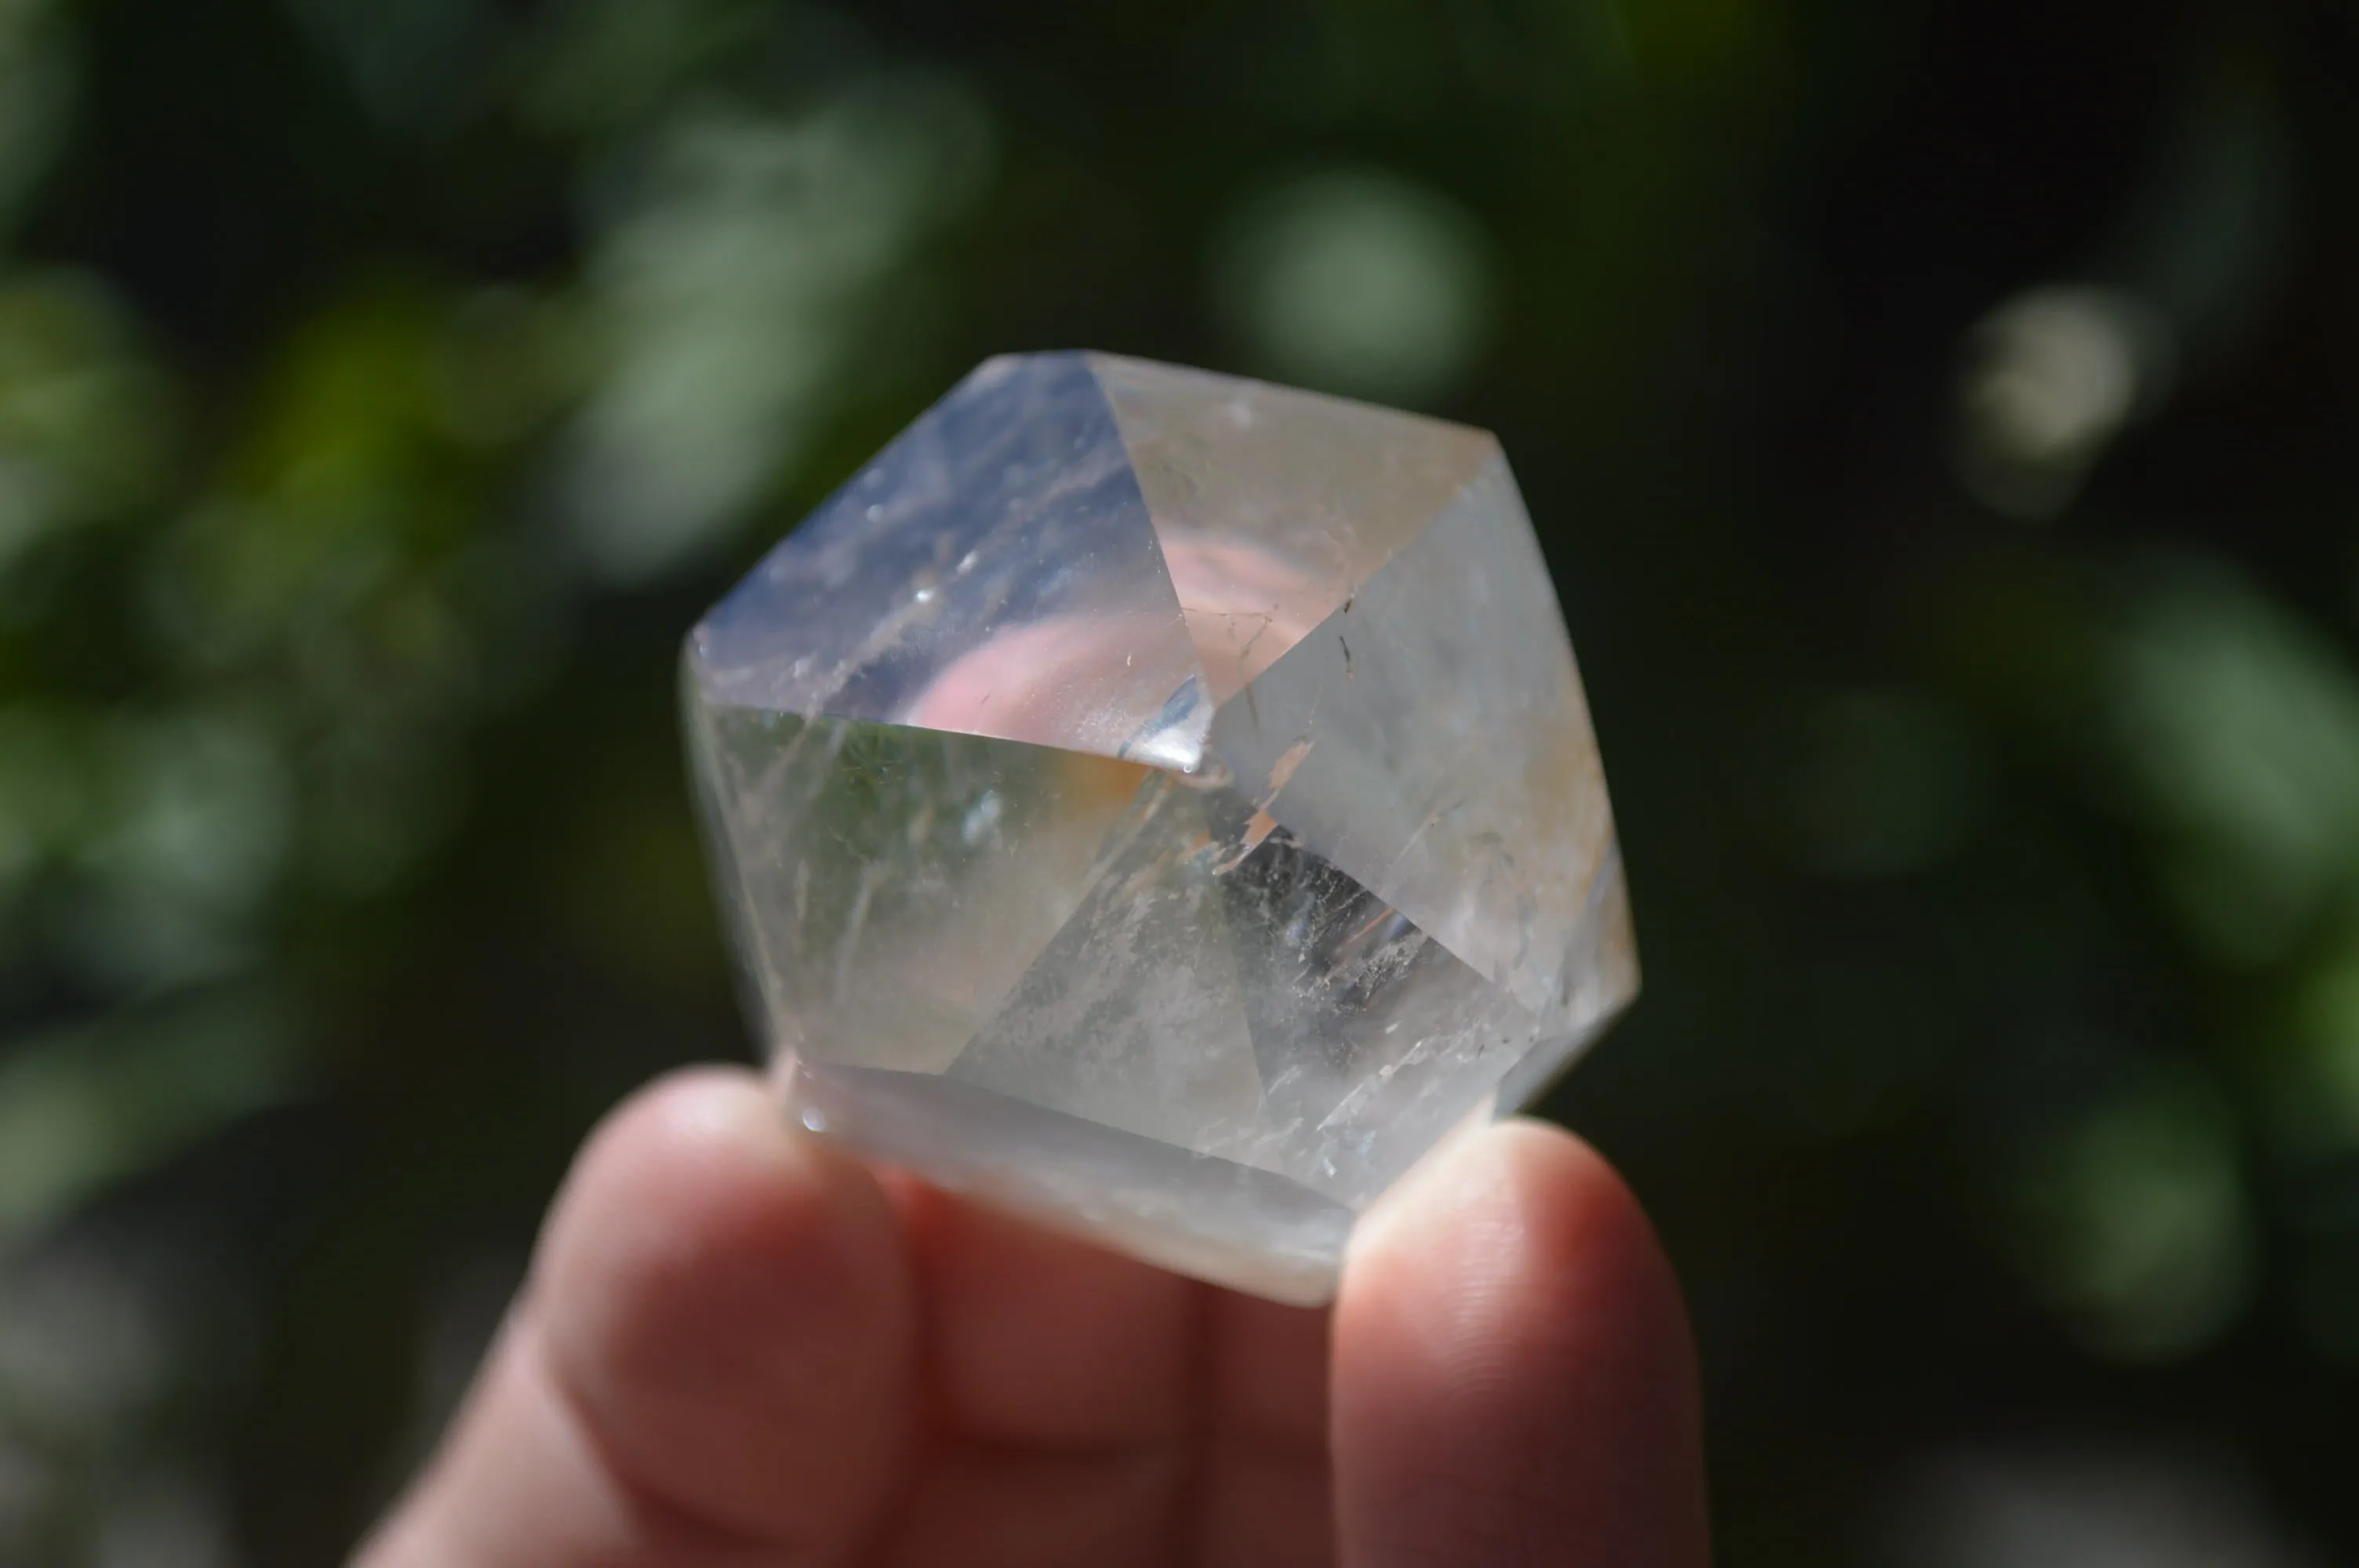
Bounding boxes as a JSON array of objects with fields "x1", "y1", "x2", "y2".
[{"x1": 355, "y1": 1065, "x2": 1709, "y2": 1566}]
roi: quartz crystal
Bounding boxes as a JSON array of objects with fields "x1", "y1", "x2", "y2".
[{"x1": 683, "y1": 353, "x2": 1637, "y2": 1305}]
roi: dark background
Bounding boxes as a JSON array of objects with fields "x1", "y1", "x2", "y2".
[{"x1": 2, "y1": 1, "x2": 2356, "y2": 1563}]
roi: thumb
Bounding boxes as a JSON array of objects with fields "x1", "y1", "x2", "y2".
[{"x1": 1333, "y1": 1120, "x2": 1709, "y2": 1566}]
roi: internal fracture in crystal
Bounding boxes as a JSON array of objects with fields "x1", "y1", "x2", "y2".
[{"x1": 685, "y1": 352, "x2": 1636, "y2": 1304}]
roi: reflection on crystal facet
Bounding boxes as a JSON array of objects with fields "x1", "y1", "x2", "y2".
[
  {"x1": 685, "y1": 352, "x2": 1636, "y2": 1304},
  {"x1": 694, "y1": 353, "x2": 1209, "y2": 765}
]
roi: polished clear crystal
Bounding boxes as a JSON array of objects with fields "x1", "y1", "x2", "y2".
[{"x1": 685, "y1": 352, "x2": 1636, "y2": 1304}]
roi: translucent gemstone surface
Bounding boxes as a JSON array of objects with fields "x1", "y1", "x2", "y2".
[{"x1": 684, "y1": 352, "x2": 1637, "y2": 1304}]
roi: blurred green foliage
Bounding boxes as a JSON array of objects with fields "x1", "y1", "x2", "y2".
[{"x1": 0, "y1": 0, "x2": 2356, "y2": 1563}]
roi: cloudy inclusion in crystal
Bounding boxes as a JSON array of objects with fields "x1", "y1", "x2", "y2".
[{"x1": 685, "y1": 352, "x2": 1636, "y2": 1304}]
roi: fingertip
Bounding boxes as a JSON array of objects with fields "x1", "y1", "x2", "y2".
[
  {"x1": 532, "y1": 1065, "x2": 918, "y2": 1552},
  {"x1": 1348, "y1": 1119, "x2": 1677, "y2": 1327},
  {"x1": 1336, "y1": 1119, "x2": 1707, "y2": 1568},
  {"x1": 561, "y1": 1064, "x2": 824, "y2": 1200},
  {"x1": 541, "y1": 1066, "x2": 907, "y2": 1362}
]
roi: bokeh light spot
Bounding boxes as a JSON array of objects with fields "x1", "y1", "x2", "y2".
[
  {"x1": 1212, "y1": 165, "x2": 1496, "y2": 407},
  {"x1": 2012, "y1": 1073, "x2": 2252, "y2": 1361},
  {"x1": 1955, "y1": 285, "x2": 2174, "y2": 520}
]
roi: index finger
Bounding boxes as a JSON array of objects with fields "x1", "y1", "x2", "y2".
[{"x1": 355, "y1": 1066, "x2": 918, "y2": 1566}]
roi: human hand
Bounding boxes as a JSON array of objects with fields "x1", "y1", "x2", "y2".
[{"x1": 355, "y1": 1066, "x2": 1707, "y2": 1566}]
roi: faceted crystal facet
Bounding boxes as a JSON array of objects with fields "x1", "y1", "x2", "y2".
[{"x1": 685, "y1": 353, "x2": 1637, "y2": 1304}]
